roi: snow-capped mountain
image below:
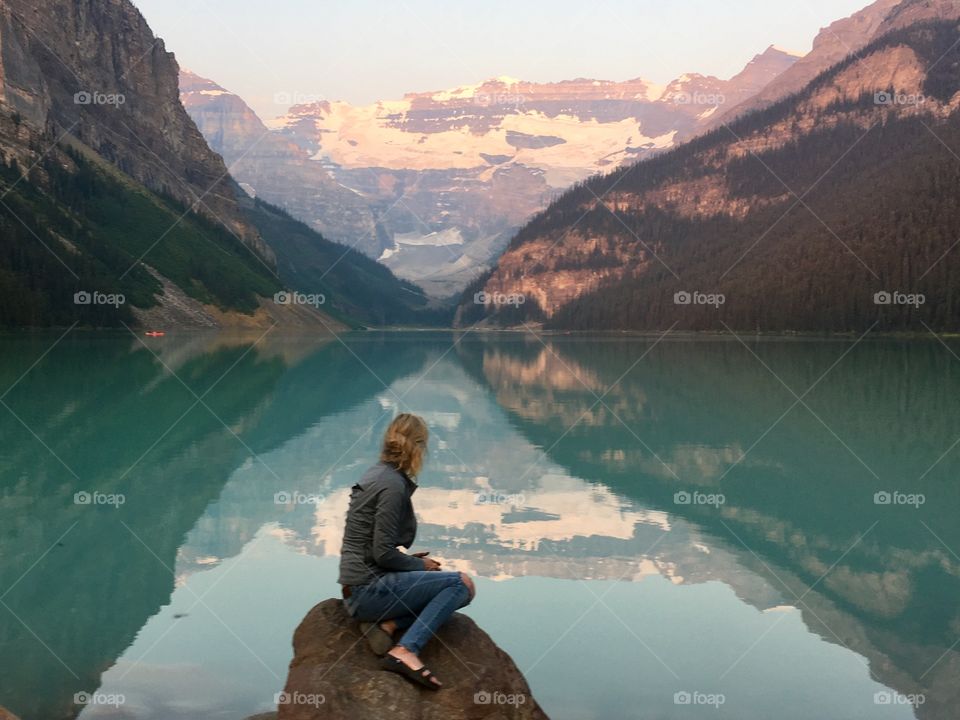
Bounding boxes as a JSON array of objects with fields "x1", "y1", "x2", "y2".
[
  {"x1": 179, "y1": 70, "x2": 379, "y2": 249},
  {"x1": 180, "y1": 46, "x2": 799, "y2": 297}
]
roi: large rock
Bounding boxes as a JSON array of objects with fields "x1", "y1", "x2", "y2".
[
  {"x1": 0, "y1": 0, "x2": 273, "y2": 262},
  {"x1": 276, "y1": 599, "x2": 549, "y2": 720}
]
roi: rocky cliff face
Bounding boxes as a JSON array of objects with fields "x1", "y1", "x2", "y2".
[
  {"x1": 459, "y1": 2, "x2": 960, "y2": 331},
  {"x1": 276, "y1": 599, "x2": 549, "y2": 720},
  {"x1": 0, "y1": 0, "x2": 432, "y2": 329},
  {"x1": 710, "y1": 0, "x2": 917, "y2": 126},
  {"x1": 179, "y1": 69, "x2": 378, "y2": 258},
  {"x1": 180, "y1": 48, "x2": 799, "y2": 297},
  {"x1": 0, "y1": 0, "x2": 271, "y2": 262}
]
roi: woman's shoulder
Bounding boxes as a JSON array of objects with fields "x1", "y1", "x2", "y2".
[{"x1": 359, "y1": 461, "x2": 407, "y2": 489}]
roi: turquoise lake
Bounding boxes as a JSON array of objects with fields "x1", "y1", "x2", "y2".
[{"x1": 1, "y1": 331, "x2": 958, "y2": 719}]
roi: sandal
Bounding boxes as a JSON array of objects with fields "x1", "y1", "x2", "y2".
[
  {"x1": 359, "y1": 622, "x2": 394, "y2": 656},
  {"x1": 380, "y1": 655, "x2": 441, "y2": 690}
]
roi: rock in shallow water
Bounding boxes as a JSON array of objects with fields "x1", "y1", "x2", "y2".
[{"x1": 276, "y1": 598, "x2": 550, "y2": 720}]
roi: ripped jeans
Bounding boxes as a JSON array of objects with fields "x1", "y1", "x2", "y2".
[{"x1": 344, "y1": 570, "x2": 472, "y2": 655}]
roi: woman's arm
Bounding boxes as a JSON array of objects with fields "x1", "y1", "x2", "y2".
[{"x1": 371, "y1": 485, "x2": 426, "y2": 572}]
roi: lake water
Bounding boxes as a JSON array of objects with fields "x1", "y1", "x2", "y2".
[{"x1": 1, "y1": 331, "x2": 958, "y2": 720}]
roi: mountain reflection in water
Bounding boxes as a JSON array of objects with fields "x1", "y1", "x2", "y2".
[{"x1": 1, "y1": 332, "x2": 956, "y2": 719}]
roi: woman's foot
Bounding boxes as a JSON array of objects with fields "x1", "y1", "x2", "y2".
[
  {"x1": 387, "y1": 645, "x2": 442, "y2": 687},
  {"x1": 359, "y1": 620, "x2": 397, "y2": 656}
]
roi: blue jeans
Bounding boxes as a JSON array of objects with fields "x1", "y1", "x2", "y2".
[{"x1": 345, "y1": 571, "x2": 472, "y2": 655}]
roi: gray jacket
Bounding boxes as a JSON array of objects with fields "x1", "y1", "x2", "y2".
[{"x1": 338, "y1": 462, "x2": 426, "y2": 586}]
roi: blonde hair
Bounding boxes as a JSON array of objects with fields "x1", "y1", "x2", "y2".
[{"x1": 380, "y1": 413, "x2": 429, "y2": 478}]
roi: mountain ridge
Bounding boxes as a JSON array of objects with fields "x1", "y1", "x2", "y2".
[
  {"x1": 0, "y1": 0, "x2": 434, "y2": 328},
  {"x1": 457, "y1": 6, "x2": 960, "y2": 331},
  {"x1": 180, "y1": 47, "x2": 800, "y2": 297}
]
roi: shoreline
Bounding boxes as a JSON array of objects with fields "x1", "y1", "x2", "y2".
[{"x1": 2, "y1": 326, "x2": 958, "y2": 340}]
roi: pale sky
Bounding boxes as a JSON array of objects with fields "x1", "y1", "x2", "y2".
[{"x1": 133, "y1": 0, "x2": 870, "y2": 121}]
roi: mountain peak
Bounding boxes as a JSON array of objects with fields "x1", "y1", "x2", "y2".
[
  {"x1": 179, "y1": 68, "x2": 229, "y2": 95},
  {"x1": 765, "y1": 44, "x2": 804, "y2": 58},
  {"x1": 460, "y1": 13, "x2": 960, "y2": 332}
]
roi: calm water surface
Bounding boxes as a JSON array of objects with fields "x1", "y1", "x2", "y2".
[{"x1": 1, "y1": 332, "x2": 958, "y2": 719}]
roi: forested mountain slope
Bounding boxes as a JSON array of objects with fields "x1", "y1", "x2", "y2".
[
  {"x1": 0, "y1": 0, "x2": 435, "y2": 328},
  {"x1": 459, "y1": 15, "x2": 960, "y2": 332}
]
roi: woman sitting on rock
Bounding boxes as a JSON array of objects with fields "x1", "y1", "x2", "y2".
[{"x1": 338, "y1": 413, "x2": 476, "y2": 690}]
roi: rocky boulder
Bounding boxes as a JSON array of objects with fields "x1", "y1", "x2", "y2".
[{"x1": 276, "y1": 599, "x2": 549, "y2": 720}]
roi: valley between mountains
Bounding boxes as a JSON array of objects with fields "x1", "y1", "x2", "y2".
[{"x1": 1, "y1": 0, "x2": 959, "y2": 332}]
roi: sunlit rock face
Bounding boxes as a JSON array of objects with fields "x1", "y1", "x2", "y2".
[
  {"x1": 180, "y1": 48, "x2": 799, "y2": 296},
  {"x1": 464, "y1": 1, "x2": 960, "y2": 329}
]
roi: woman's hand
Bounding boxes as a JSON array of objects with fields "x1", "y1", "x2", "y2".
[{"x1": 414, "y1": 551, "x2": 441, "y2": 571}]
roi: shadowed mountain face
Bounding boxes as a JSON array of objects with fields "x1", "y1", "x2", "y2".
[
  {"x1": 0, "y1": 0, "x2": 296, "y2": 327},
  {"x1": 0, "y1": 0, "x2": 270, "y2": 259},
  {"x1": 179, "y1": 48, "x2": 799, "y2": 298},
  {"x1": 0, "y1": 0, "x2": 429, "y2": 329},
  {"x1": 461, "y1": 3, "x2": 960, "y2": 331}
]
